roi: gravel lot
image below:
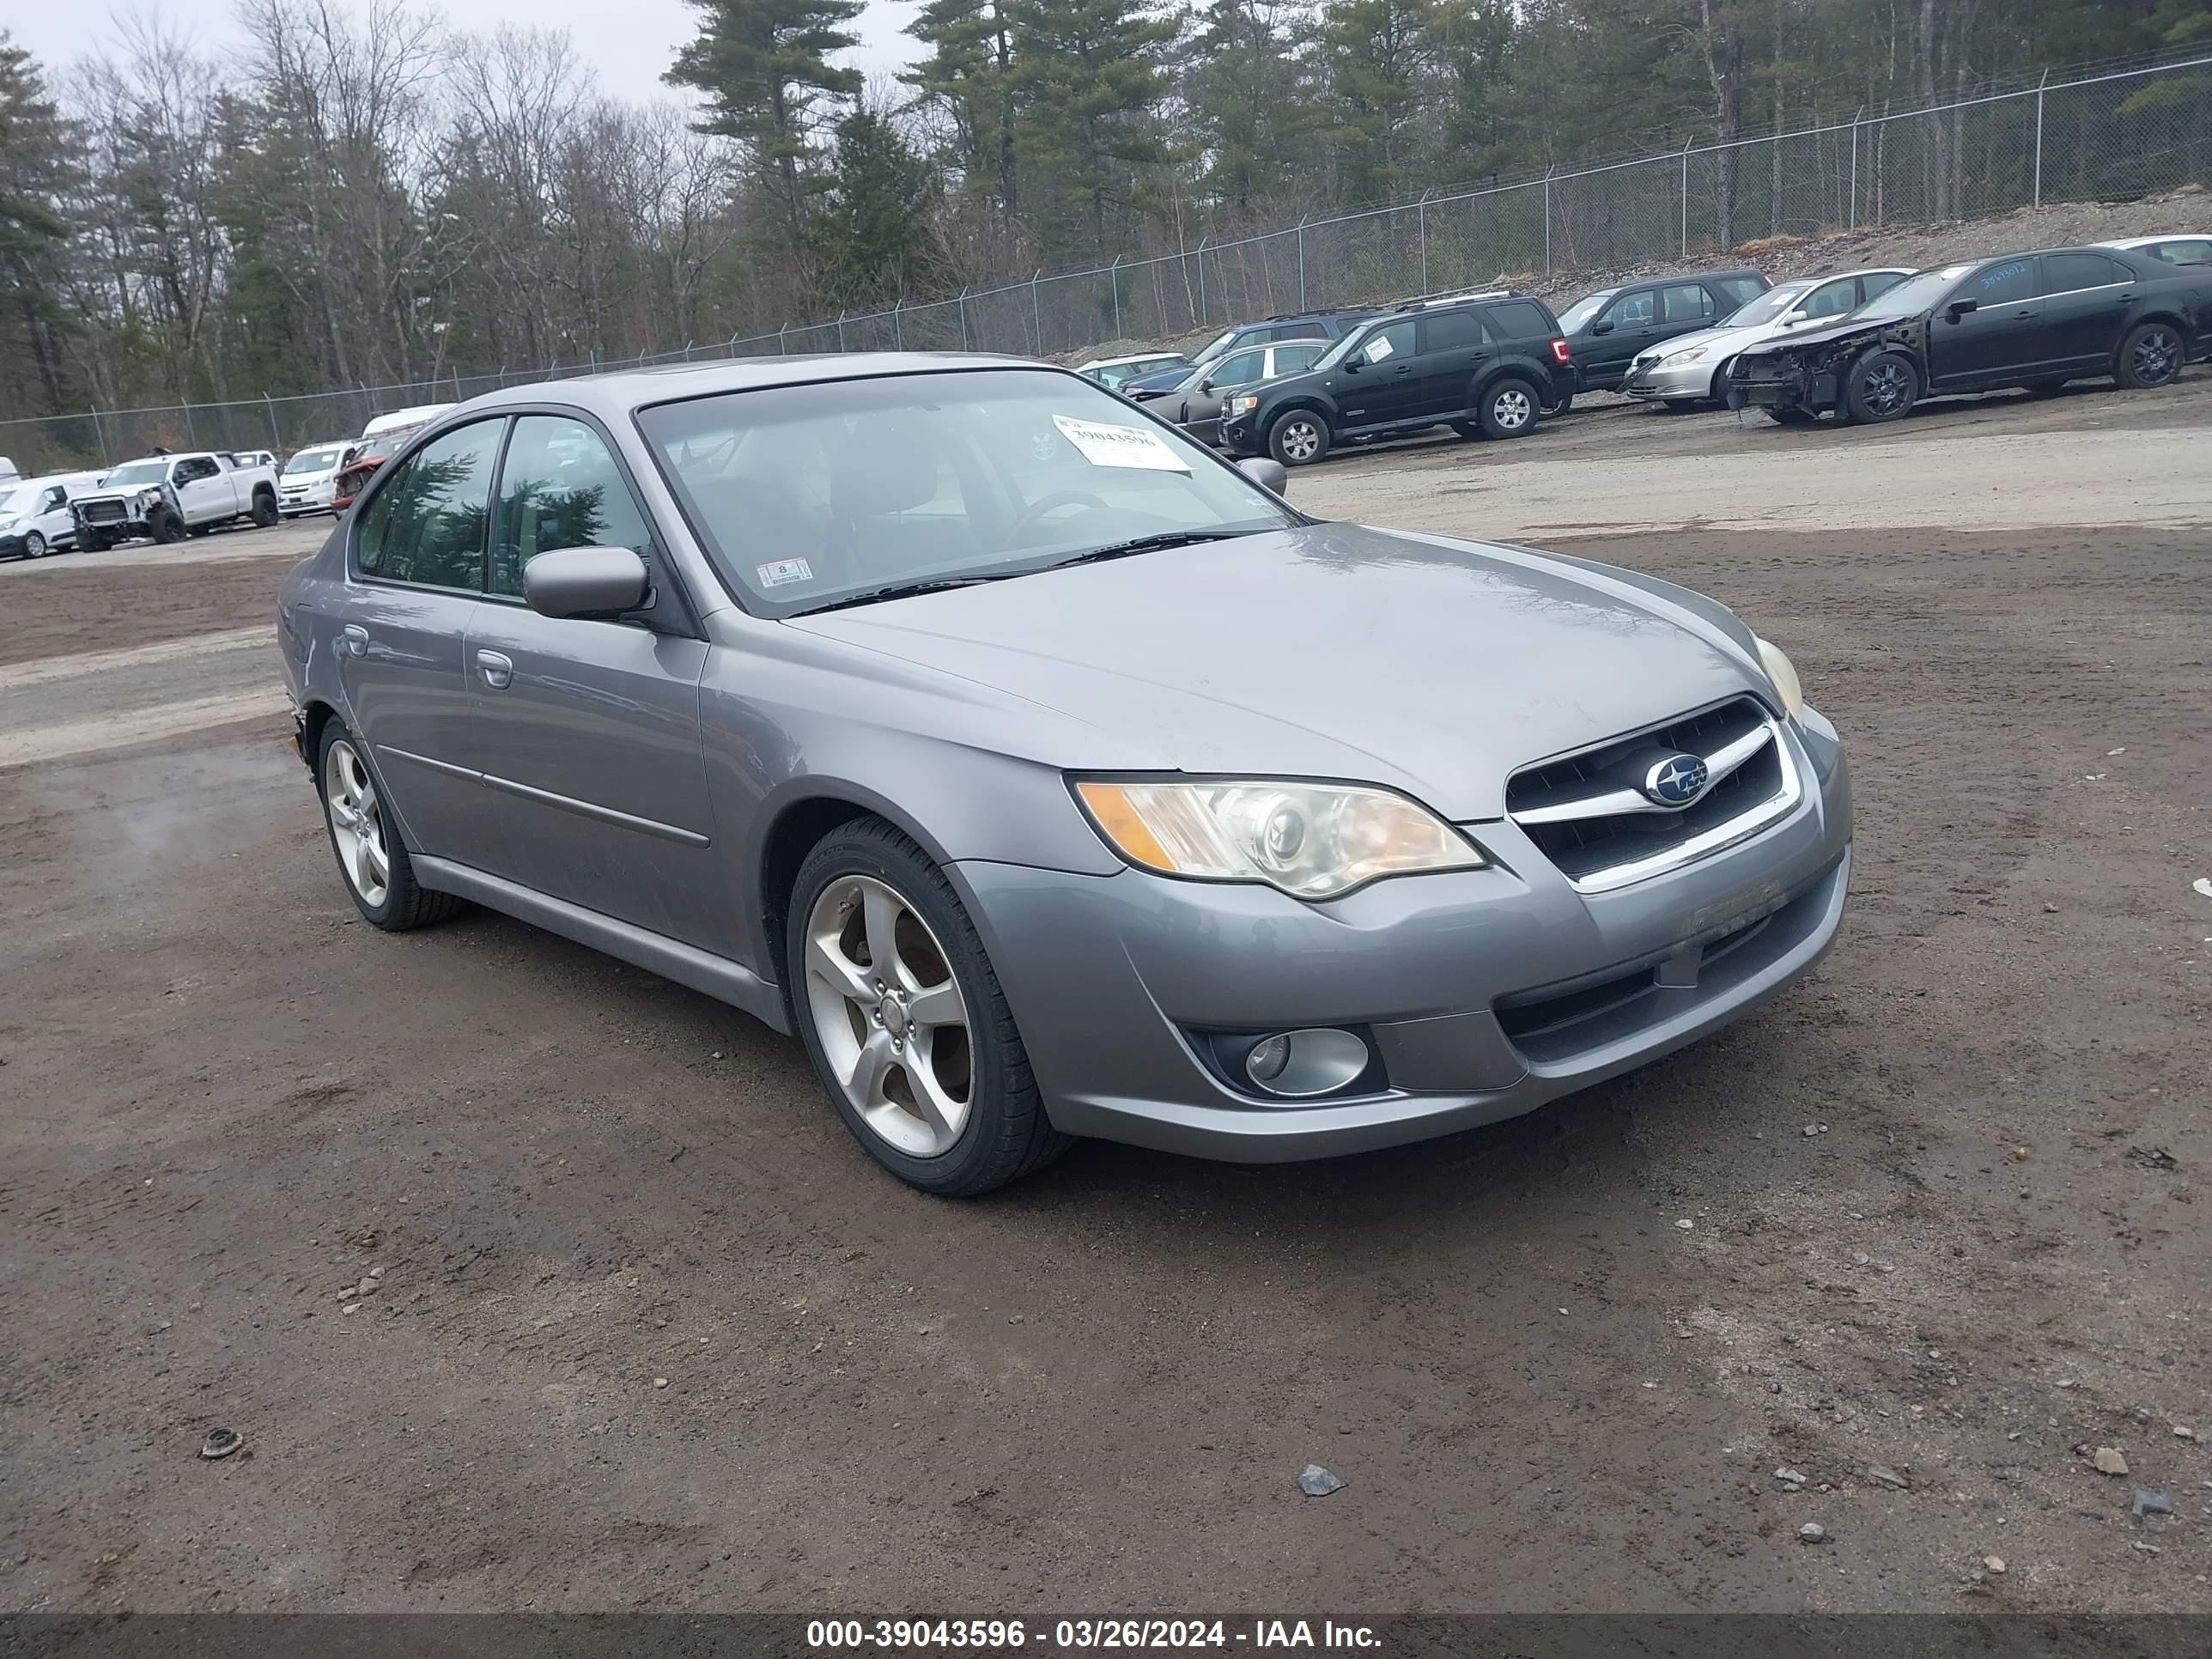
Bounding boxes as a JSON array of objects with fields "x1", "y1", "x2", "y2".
[{"x1": 3, "y1": 373, "x2": 2207, "y2": 1615}]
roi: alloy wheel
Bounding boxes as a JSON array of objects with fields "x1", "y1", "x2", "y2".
[
  {"x1": 1863, "y1": 360, "x2": 1911, "y2": 415},
  {"x1": 24, "y1": 532, "x2": 46, "y2": 559},
  {"x1": 1279, "y1": 420, "x2": 1322, "y2": 462},
  {"x1": 1492, "y1": 387, "x2": 1533, "y2": 429},
  {"x1": 323, "y1": 738, "x2": 391, "y2": 908},
  {"x1": 2131, "y1": 327, "x2": 2180, "y2": 386},
  {"x1": 803, "y1": 875, "x2": 974, "y2": 1158}
]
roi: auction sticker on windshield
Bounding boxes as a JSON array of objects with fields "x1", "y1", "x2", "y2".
[
  {"x1": 757, "y1": 557, "x2": 813, "y2": 587},
  {"x1": 1052, "y1": 415, "x2": 1190, "y2": 472}
]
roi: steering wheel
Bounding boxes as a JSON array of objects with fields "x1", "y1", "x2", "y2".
[{"x1": 1006, "y1": 489, "x2": 1110, "y2": 546}]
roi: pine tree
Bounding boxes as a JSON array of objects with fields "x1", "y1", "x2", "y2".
[
  {"x1": 1184, "y1": 0, "x2": 1318, "y2": 216},
  {"x1": 0, "y1": 35, "x2": 76, "y2": 411},
  {"x1": 1006, "y1": 0, "x2": 1175, "y2": 255},
  {"x1": 1314, "y1": 0, "x2": 1437, "y2": 208},
  {"x1": 903, "y1": 0, "x2": 1020, "y2": 227},
  {"x1": 812, "y1": 106, "x2": 952, "y2": 304},
  {"x1": 667, "y1": 0, "x2": 862, "y2": 231}
]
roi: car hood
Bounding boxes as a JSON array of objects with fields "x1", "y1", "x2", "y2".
[
  {"x1": 787, "y1": 523, "x2": 1768, "y2": 820},
  {"x1": 1735, "y1": 315, "x2": 1898, "y2": 358}
]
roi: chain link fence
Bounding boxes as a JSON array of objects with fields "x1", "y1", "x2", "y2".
[{"x1": 5, "y1": 52, "x2": 2208, "y2": 477}]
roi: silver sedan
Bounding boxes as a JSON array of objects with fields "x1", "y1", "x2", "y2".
[
  {"x1": 279, "y1": 355, "x2": 1850, "y2": 1194},
  {"x1": 1624, "y1": 268, "x2": 1916, "y2": 406}
]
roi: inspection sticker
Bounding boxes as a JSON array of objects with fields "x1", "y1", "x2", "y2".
[
  {"x1": 1052, "y1": 415, "x2": 1190, "y2": 472},
  {"x1": 756, "y1": 557, "x2": 813, "y2": 588}
]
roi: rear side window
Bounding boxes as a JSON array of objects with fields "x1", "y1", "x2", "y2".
[
  {"x1": 1483, "y1": 301, "x2": 1556, "y2": 341},
  {"x1": 1273, "y1": 343, "x2": 1324, "y2": 374},
  {"x1": 1715, "y1": 274, "x2": 1768, "y2": 305},
  {"x1": 1419, "y1": 308, "x2": 1488, "y2": 351},
  {"x1": 357, "y1": 419, "x2": 502, "y2": 590},
  {"x1": 2043, "y1": 251, "x2": 2125, "y2": 292},
  {"x1": 1971, "y1": 259, "x2": 2038, "y2": 303},
  {"x1": 1661, "y1": 283, "x2": 1716, "y2": 323},
  {"x1": 1800, "y1": 277, "x2": 1862, "y2": 320},
  {"x1": 491, "y1": 416, "x2": 655, "y2": 599},
  {"x1": 1860, "y1": 271, "x2": 1908, "y2": 303},
  {"x1": 1270, "y1": 323, "x2": 1326, "y2": 342}
]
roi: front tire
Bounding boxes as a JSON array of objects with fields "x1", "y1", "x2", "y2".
[
  {"x1": 1267, "y1": 410, "x2": 1330, "y2": 467},
  {"x1": 786, "y1": 819, "x2": 1069, "y2": 1196},
  {"x1": 251, "y1": 492, "x2": 279, "y2": 527},
  {"x1": 149, "y1": 508, "x2": 185, "y2": 544},
  {"x1": 23, "y1": 532, "x2": 46, "y2": 559},
  {"x1": 1479, "y1": 376, "x2": 1539, "y2": 439},
  {"x1": 1844, "y1": 350, "x2": 1918, "y2": 423},
  {"x1": 317, "y1": 720, "x2": 459, "y2": 932},
  {"x1": 2114, "y1": 322, "x2": 2183, "y2": 390},
  {"x1": 1771, "y1": 406, "x2": 1818, "y2": 426}
]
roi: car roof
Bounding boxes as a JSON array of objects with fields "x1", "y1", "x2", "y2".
[
  {"x1": 1078, "y1": 353, "x2": 1183, "y2": 369},
  {"x1": 453, "y1": 352, "x2": 1062, "y2": 419},
  {"x1": 2097, "y1": 234, "x2": 2209, "y2": 248}
]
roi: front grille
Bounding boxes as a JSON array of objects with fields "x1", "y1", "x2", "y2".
[
  {"x1": 81, "y1": 500, "x2": 128, "y2": 524},
  {"x1": 1505, "y1": 696, "x2": 1795, "y2": 890}
]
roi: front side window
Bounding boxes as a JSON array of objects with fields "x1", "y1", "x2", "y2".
[
  {"x1": 492, "y1": 416, "x2": 654, "y2": 598},
  {"x1": 1604, "y1": 291, "x2": 1657, "y2": 329},
  {"x1": 639, "y1": 368, "x2": 1296, "y2": 617},
  {"x1": 1660, "y1": 283, "x2": 1715, "y2": 324},
  {"x1": 1971, "y1": 258, "x2": 2039, "y2": 304},
  {"x1": 1209, "y1": 349, "x2": 1270, "y2": 388},
  {"x1": 356, "y1": 420, "x2": 502, "y2": 589},
  {"x1": 1356, "y1": 320, "x2": 1417, "y2": 364},
  {"x1": 175, "y1": 457, "x2": 220, "y2": 483}
]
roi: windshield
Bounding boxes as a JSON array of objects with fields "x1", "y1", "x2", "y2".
[
  {"x1": 1554, "y1": 290, "x2": 1616, "y2": 334},
  {"x1": 639, "y1": 368, "x2": 1297, "y2": 615},
  {"x1": 1187, "y1": 329, "x2": 1240, "y2": 368},
  {"x1": 1, "y1": 485, "x2": 39, "y2": 517},
  {"x1": 286, "y1": 447, "x2": 343, "y2": 474},
  {"x1": 1721, "y1": 282, "x2": 1815, "y2": 328},
  {"x1": 100, "y1": 459, "x2": 170, "y2": 489},
  {"x1": 1854, "y1": 266, "x2": 1968, "y2": 320}
]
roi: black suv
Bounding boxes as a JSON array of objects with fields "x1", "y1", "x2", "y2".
[
  {"x1": 1727, "y1": 245, "x2": 2210, "y2": 425},
  {"x1": 1218, "y1": 295, "x2": 1572, "y2": 466},
  {"x1": 1554, "y1": 268, "x2": 1773, "y2": 392},
  {"x1": 1119, "y1": 311, "x2": 1377, "y2": 399}
]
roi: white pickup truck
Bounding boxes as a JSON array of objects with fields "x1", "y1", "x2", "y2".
[{"x1": 70, "y1": 450, "x2": 283, "y2": 548}]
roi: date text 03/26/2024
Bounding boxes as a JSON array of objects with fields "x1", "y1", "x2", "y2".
[{"x1": 805, "y1": 1619, "x2": 1382, "y2": 1650}]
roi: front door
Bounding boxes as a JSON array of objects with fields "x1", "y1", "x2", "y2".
[
  {"x1": 337, "y1": 416, "x2": 507, "y2": 869},
  {"x1": 466, "y1": 412, "x2": 732, "y2": 952},
  {"x1": 2037, "y1": 250, "x2": 2136, "y2": 373},
  {"x1": 1334, "y1": 319, "x2": 1421, "y2": 428},
  {"x1": 1927, "y1": 257, "x2": 2045, "y2": 386},
  {"x1": 1583, "y1": 289, "x2": 1665, "y2": 388},
  {"x1": 173, "y1": 455, "x2": 228, "y2": 522}
]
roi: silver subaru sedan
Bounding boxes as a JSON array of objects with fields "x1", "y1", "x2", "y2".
[{"x1": 277, "y1": 355, "x2": 1851, "y2": 1194}]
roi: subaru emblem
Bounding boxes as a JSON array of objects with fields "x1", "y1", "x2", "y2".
[{"x1": 1643, "y1": 752, "x2": 1710, "y2": 806}]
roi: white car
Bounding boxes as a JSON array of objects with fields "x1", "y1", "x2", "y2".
[
  {"x1": 1075, "y1": 353, "x2": 1190, "y2": 390},
  {"x1": 1622, "y1": 268, "x2": 1917, "y2": 406},
  {"x1": 277, "y1": 440, "x2": 363, "y2": 518},
  {"x1": 0, "y1": 471, "x2": 106, "y2": 561}
]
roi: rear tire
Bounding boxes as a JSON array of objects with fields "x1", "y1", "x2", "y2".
[
  {"x1": 786, "y1": 818, "x2": 1071, "y2": 1196},
  {"x1": 316, "y1": 719, "x2": 460, "y2": 932},
  {"x1": 1267, "y1": 410, "x2": 1330, "y2": 467},
  {"x1": 1478, "y1": 376, "x2": 1539, "y2": 439},
  {"x1": 2114, "y1": 321, "x2": 2183, "y2": 390},
  {"x1": 1541, "y1": 389, "x2": 1573, "y2": 417},
  {"x1": 1844, "y1": 350, "x2": 1918, "y2": 423}
]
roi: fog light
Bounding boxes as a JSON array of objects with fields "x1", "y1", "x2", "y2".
[{"x1": 1243, "y1": 1028, "x2": 1371, "y2": 1098}]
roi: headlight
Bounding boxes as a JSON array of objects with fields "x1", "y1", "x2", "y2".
[
  {"x1": 1661, "y1": 346, "x2": 1709, "y2": 366},
  {"x1": 1754, "y1": 635, "x2": 1805, "y2": 720},
  {"x1": 1073, "y1": 778, "x2": 1485, "y2": 899},
  {"x1": 1226, "y1": 395, "x2": 1260, "y2": 416}
]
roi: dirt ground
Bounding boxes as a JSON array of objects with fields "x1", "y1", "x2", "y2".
[{"x1": 2, "y1": 372, "x2": 2208, "y2": 1617}]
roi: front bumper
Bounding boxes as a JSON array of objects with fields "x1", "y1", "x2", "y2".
[
  {"x1": 0, "y1": 532, "x2": 31, "y2": 557},
  {"x1": 1727, "y1": 358, "x2": 1836, "y2": 413},
  {"x1": 1624, "y1": 357, "x2": 1719, "y2": 401},
  {"x1": 279, "y1": 483, "x2": 335, "y2": 514},
  {"x1": 955, "y1": 717, "x2": 1852, "y2": 1162}
]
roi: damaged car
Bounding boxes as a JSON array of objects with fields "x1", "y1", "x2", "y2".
[{"x1": 1725, "y1": 245, "x2": 2210, "y2": 425}]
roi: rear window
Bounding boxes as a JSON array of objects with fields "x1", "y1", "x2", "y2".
[{"x1": 1482, "y1": 300, "x2": 1556, "y2": 340}]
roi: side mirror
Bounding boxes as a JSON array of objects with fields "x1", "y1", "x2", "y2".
[
  {"x1": 1591, "y1": 319, "x2": 1614, "y2": 336},
  {"x1": 1781, "y1": 310, "x2": 1808, "y2": 326},
  {"x1": 1946, "y1": 298, "x2": 1979, "y2": 322},
  {"x1": 1236, "y1": 457, "x2": 1288, "y2": 496},
  {"x1": 522, "y1": 545, "x2": 649, "y2": 620},
  {"x1": 1198, "y1": 379, "x2": 1215, "y2": 395},
  {"x1": 1341, "y1": 357, "x2": 1363, "y2": 374}
]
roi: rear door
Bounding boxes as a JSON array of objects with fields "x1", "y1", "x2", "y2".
[
  {"x1": 465, "y1": 411, "x2": 729, "y2": 951},
  {"x1": 1410, "y1": 307, "x2": 1492, "y2": 417},
  {"x1": 1927, "y1": 258, "x2": 2045, "y2": 386},
  {"x1": 339, "y1": 417, "x2": 506, "y2": 869},
  {"x1": 2039, "y1": 250, "x2": 2136, "y2": 372}
]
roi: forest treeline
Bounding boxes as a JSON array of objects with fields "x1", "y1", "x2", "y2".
[{"x1": 0, "y1": 0, "x2": 2205, "y2": 423}]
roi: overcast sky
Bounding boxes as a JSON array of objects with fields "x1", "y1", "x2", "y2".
[{"x1": 12, "y1": 0, "x2": 926, "y2": 109}]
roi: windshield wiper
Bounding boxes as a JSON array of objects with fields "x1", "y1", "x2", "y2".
[
  {"x1": 791, "y1": 574, "x2": 1018, "y2": 616},
  {"x1": 1049, "y1": 528, "x2": 1255, "y2": 569}
]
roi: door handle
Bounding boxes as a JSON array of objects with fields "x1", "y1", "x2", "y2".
[
  {"x1": 1390, "y1": 364, "x2": 1413, "y2": 375},
  {"x1": 475, "y1": 650, "x2": 514, "y2": 690},
  {"x1": 2013, "y1": 308, "x2": 2035, "y2": 319},
  {"x1": 340, "y1": 623, "x2": 368, "y2": 658}
]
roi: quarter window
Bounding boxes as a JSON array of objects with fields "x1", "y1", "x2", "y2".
[
  {"x1": 491, "y1": 416, "x2": 655, "y2": 599},
  {"x1": 2147, "y1": 239, "x2": 2211, "y2": 266},
  {"x1": 2042, "y1": 251, "x2": 2124, "y2": 293},
  {"x1": 1660, "y1": 283, "x2": 1715, "y2": 324},
  {"x1": 356, "y1": 419, "x2": 502, "y2": 590}
]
